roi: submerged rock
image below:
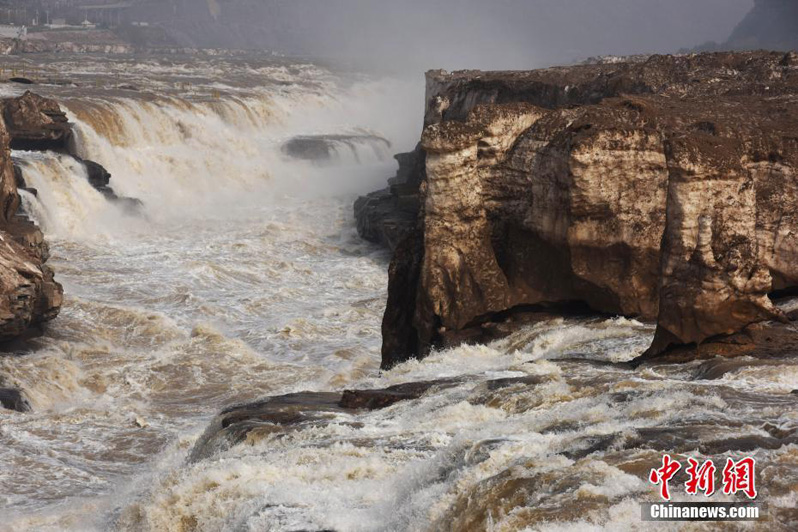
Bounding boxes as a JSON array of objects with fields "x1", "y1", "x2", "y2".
[
  {"x1": 358, "y1": 51, "x2": 798, "y2": 368},
  {"x1": 0, "y1": 388, "x2": 31, "y2": 412},
  {"x1": 190, "y1": 392, "x2": 346, "y2": 462},
  {"x1": 281, "y1": 134, "x2": 390, "y2": 164},
  {"x1": 339, "y1": 379, "x2": 460, "y2": 410},
  {"x1": 193, "y1": 379, "x2": 460, "y2": 461}
]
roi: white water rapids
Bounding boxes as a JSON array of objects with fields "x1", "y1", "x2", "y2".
[{"x1": 0, "y1": 56, "x2": 797, "y2": 532}]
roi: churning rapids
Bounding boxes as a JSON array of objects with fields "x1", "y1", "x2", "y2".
[{"x1": 0, "y1": 54, "x2": 797, "y2": 532}]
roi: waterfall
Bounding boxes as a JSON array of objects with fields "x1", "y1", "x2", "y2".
[
  {"x1": 15, "y1": 152, "x2": 121, "y2": 239},
  {"x1": 12, "y1": 82, "x2": 411, "y2": 241}
]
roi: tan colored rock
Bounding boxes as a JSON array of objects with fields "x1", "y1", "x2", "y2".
[
  {"x1": 2, "y1": 91, "x2": 71, "y2": 152},
  {"x1": 370, "y1": 51, "x2": 798, "y2": 368},
  {"x1": 0, "y1": 94, "x2": 63, "y2": 342}
]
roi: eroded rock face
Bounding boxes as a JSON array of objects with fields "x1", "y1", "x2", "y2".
[
  {"x1": 0, "y1": 108, "x2": 62, "y2": 342},
  {"x1": 364, "y1": 52, "x2": 798, "y2": 368},
  {"x1": 354, "y1": 148, "x2": 425, "y2": 251},
  {"x1": 2, "y1": 91, "x2": 72, "y2": 152}
]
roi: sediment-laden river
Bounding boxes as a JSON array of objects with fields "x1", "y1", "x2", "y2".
[{"x1": 0, "y1": 54, "x2": 797, "y2": 532}]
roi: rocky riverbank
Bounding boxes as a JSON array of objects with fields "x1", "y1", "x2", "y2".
[
  {"x1": 357, "y1": 51, "x2": 798, "y2": 369},
  {"x1": 0, "y1": 92, "x2": 65, "y2": 343},
  {"x1": 0, "y1": 91, "x2": 67, "y2": 409},
  {"x1": 0, "y1": 89, "x2": 143, "y2": 410}
]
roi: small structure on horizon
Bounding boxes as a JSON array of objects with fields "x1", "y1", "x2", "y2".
[
  {"x1": 78, "y1": 2, "x2": 133, "y2": 28},
  {"x1": 0, "y1": 24, "x2": 27, "y2": 40}
]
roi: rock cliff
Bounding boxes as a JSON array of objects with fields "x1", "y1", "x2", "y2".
[
  {"x1": 357, "y1": 51, "x2": 798, "y2": 368},
  {"x1": 0, "y1": 93, "x2": 63, "y2": 343}
]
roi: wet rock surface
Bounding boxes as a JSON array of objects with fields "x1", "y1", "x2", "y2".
[
  {"x1": 192, "y1": 379, "x2": 463, "y2": 461},
  {"x1": 74, "y1": 156, "x2": 143, "y2": 212},
  {"x1": 0, "y1": 100, "x2": 62, "y2": 342},
  {"x1": 2, "y1": 91, "x2": 72, "y2": 152},
  {"x1": 12, "y1": 163, "x2": 36, "y2": 197},
  {"x1": 0, "y1": 387, "x2": 31, "y2": 412},
  {"x1": 354, "y1": 148, "x2": 424, "y2": 251},
  {"x1": 281, "y1": 134, "x2": 390, "y2": 164},
  {"x1": 358, "y1": 51, "x2": 798, "y2": 368}
]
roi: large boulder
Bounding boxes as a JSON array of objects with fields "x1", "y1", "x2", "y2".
[
  {"x1": 362, "y1": 52, "x2": 798, "y2": 368},
  {"x1": 2, "y1": 91, "x2": 72, "y2": 152}
]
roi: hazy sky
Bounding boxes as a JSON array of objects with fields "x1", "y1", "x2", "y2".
[
  {"x1": 317, "y1": 0, "x2": 758, "y2": 69},
  {"x1": 169, "y1": 0, "x2": 758, "y2": 70}
]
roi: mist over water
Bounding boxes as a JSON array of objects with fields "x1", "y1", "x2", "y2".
[
  {"x1": 0, "y1": 54, "x2": 795, "y2": 531},
  {"x1": 133, "y1": 0, "x2": 755, "y2": 70},
  {"x1": 1, "y1": 1, "x2": 796, "y2": 530},
  {"x1": 0, "y1": 56, "x2": 414, "y2": 530}
]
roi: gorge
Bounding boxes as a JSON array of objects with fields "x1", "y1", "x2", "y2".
[{"x1": 0, "y1": 40, "x2": 797, "y2": 532}]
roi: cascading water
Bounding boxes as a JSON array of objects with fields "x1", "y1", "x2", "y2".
[
  {"x1": 15, "y1": 153, "x2": 125, "y2": 238},
  {"x1": 0, "y1": 57, "x2": 417, "y2": 531},
  {"x1": 1, "y1": 55, "x2": 797, "y2": 532}
]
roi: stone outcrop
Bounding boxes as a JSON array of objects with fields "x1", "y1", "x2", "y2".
[
  {"x1": 357, "y1": 51, "x2": 798, "y2": 368},
  {"x1": 281, "y1": 134, "x2": 391, "y2": 164},
  {"x1": 192, "y1": 377, "x2": 510, "y2": 461},
  {"x1": 2, "y1": 91, "x2": 72, "y2": 152},
  {"x1": 0, "y1": 98, "x2": 62, "y2": 344}
]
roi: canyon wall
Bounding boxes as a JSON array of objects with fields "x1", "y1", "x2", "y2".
[{"x1": 358, "y1": 52, "x2": 798, "y2": 368}]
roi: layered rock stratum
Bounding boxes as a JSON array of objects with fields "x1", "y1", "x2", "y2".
[{"x1": 357, "y1": 51, "x2": 798, "y2": 368}]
